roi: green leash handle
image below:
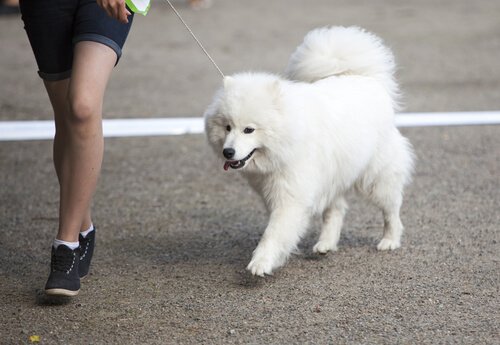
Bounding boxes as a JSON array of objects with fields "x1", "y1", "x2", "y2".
[{"x1": 125, "y1": 0, "x2": 151, "y2": 15}]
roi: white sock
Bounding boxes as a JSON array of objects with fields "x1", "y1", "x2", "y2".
[
  {"x1": 80, "y1": 224, "x2": 95, "y2": 238},
  {"x1": 53, "y1": 239, "x2": 79, "y2": 250}
]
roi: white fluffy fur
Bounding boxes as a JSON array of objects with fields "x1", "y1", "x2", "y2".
[{"x1": 204, "y1": 26, "x2": 415, "y2": 276}]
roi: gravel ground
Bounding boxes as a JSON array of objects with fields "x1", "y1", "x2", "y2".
[{"x1": 0, "y1": 0, "x2": 499, "y2": 344}]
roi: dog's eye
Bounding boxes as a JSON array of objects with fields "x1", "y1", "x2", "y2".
[
  {"x1": 243, "y1": 127, "x2": 255, "y2": 134},
  {"x1": 226, "y1": 125, "x2": 231, "y2": 131}
]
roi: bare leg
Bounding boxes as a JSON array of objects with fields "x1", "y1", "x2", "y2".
[
  {"x1": 313, "y1": 197, "x2": 348, "y2": 254},
  {"x1": 43, "y1": 41, "x2": 117, "y2": 242}
]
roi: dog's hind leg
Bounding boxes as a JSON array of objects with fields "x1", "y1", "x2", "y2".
[
  {"x1": 368, "y1": 174, "x2": 405, "y2": 251},
  {"x1": 313, "y1": 197, "x2": 348, "y2": 254},
  {"x1": 368, "y1": 132, "x2": 413, "y2": 250},
  {"x1": 247, "y1": 205, "x2": 310, "y2": 276}
]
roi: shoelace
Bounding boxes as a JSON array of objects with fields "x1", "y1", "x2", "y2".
[
  {"x1": 51, "y1": 249, "x2": 76, "y2": 274},
  {"x1": 79, "y1": 237, "x2": 90, "y2": 261}
]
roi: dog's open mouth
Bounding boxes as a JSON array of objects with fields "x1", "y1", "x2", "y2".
[{"x1": 224, "y1": 149, "x2": 256, "y2": 171}]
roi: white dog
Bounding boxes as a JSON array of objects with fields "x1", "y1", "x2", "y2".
[{"x1": 204, "y1": 26, "x2": 414, "y2": 276}]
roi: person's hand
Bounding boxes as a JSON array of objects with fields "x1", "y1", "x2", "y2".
[{"x1": 96, "y1": 0, "x2": 131, "y2": 24}]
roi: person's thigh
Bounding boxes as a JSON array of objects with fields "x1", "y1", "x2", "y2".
[
  {"x1": 68, "y1": 0, "x2": 134, "y2": 107},
  {"x1": 68, "y1": 41, "x2": 117, "y2": 114}
]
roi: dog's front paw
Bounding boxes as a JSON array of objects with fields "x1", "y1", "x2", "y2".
[
  {"x1": 377, "y1": 238, "x2": 400, "y2": 251},
  {"x1": 246, "y1": 242, "x2": 285, "y2": 277},
  {"x1": 247, "y1": 256, "x2": 275, "y2": 277},
  {"x1": 313, "y1": 241, "x2": 337, "y2": 254}
]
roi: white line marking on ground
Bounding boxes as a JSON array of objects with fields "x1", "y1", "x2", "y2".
[
  {"x1": 395, "y1": 111, "x2": 500, "y2": 127},
  {"x1": 0, "y1": 111, "x2": 499, "y2": 141}
]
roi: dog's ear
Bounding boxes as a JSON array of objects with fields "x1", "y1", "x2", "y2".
[{"x1": 223, "y1": 76, "x2": 234, "y2": 89}]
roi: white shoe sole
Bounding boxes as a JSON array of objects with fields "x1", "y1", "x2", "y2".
[{"x1": 45, "y1": 288, "x2": 79, "y2": 297}]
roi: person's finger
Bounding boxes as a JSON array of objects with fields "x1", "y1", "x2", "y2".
[
  {"x1": 98, "y1": 0, "x2": 128, "y2": 23},
  {"x1": 107, "y1": 7, "x2": 116, "y2": 20},
  {"x1": 118, "y1": 7, "x2": 128, "y2": 24},
  {"x1": 110, "y1": 3, "x2": 121, "y2": 22},
  {"x1": 120, "y1": 0, "x2": 129, "y2": 23},
  {"x1": 96, "y1": 0, "x2": 106, "y2": 9},
  {"x1": 114, "y1": 0, "x2": 128, "y2": 24},
  {"x1": 99, "y1": 0, "x2": 114, "y2": 19}
]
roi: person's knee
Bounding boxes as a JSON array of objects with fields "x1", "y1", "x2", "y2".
[
  {"x1": 64, "y1": 93, "x2": 102, "y2": 140},
  {"x1": 68, "y1": 93, "x2": 100, "y2": 126},
  {"x1": 69, "y1": 96, "x2": 96, "y2": 122}
]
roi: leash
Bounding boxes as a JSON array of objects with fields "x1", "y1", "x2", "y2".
[{"x1": 162, "y1": 0, "x2": 225, "y2": 78}]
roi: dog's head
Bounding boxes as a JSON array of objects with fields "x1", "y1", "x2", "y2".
[{"x1": 204, "y1": 73, "x2": 285, "y2": 173}]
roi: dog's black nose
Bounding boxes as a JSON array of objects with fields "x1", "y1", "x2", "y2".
[{"x1": 223, "y1": 148, "x2": 235, "y2": 159}]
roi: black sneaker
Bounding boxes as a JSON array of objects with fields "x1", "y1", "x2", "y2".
[
  {"x1": 45, "y1": 245, "x2": 80, "y2": 296},
  {"x1": 78, "y1": 228, "x2": 95, "y2": 278}
]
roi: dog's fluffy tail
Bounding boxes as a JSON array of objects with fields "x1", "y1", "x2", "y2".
[{"x1": 285, "y1": 26, "x2": 399, "y2": 103}]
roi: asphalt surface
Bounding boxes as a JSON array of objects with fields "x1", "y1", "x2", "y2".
[{"x1": 0, "y1": 0, "x2": 499, "y2": 344}]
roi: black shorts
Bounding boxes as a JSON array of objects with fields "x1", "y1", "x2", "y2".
[{"x1": 20, "y1": 0, "x2": 134, "y2": 81}]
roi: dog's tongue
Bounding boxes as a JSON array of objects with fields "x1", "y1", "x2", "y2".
[{"x1": 224, "y1": 161, "x2": 232, "y2": 171}]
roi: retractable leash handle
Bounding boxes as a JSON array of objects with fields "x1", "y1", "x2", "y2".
[
  {"x1": 125, "y1": 0, "x2": 151, "y2": 15},
  {"x1": 126, "y1": 0, "x2": 225, "y2": 78}
]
